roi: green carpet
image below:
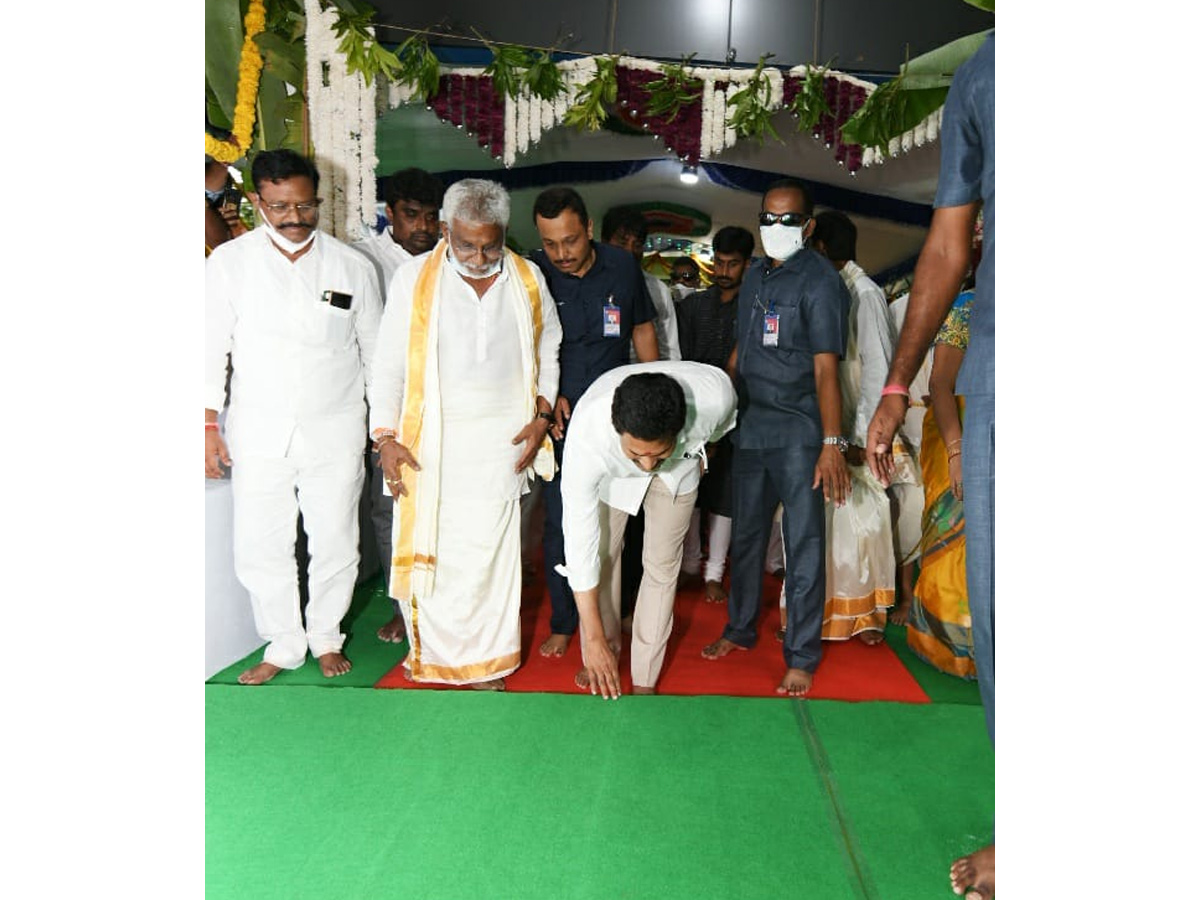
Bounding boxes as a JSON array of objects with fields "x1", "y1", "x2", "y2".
[
  {"x1": 206, "y1": 575, "x2": 408, "y2": 687},
  {"x1": 206, "y1": 686, "x2": 993, "y2": 900},
  {"x1": 884, "y1": 622, "x2": 982, "y2": 706}
]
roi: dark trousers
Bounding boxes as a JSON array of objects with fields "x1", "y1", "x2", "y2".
[
  {"x1": 542, "y1": 435, "x2": 578, "y2": 635},
  {"x1": 725, "y1": 445, "x2": 825, "y2": 672},
  {"x1": 368, "y1": 448, "x2": 402, "y2": 615}
]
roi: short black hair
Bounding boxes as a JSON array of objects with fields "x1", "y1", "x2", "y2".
[
  {"x1": 251, "y1": 149, "x2": 319, "y2": 192},
  {"x1": 813, "y1": 210, "x2": 856, "y2": 261},
  {"x1": 384, "y1": 168, "x2": 444, "y2": 210},
  {"x1": 671, "y1": 256, "x2": 700, "y2": 275},
  {"x1": 712, "y1": 225, "x2": 755, "y2": 259},
  {"x1": 600, "y1": 206, "x2": 648, "y2": 243},
  {"x1": 532, "y1": 186, "x2": 590, "y2": 226},
  {"x1": 611, "y1": 373, "x2": 687, "y2": 441},
  {"x1": 763, "y1": 177, "x2": 813, "y2": 214}
]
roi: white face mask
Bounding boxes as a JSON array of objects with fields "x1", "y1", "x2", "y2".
[
  {"x1": 759, "y1": 224, "x2": 806, "y2": 261},
  {"x1": 446, "y1": 245, "x2": 503, "y2": 280},
  {"x1": 258, "y1": 208, "x2": 317, "y2": 254}
]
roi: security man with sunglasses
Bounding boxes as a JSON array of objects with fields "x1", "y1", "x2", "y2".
[{"x1": 700, "y1": 177, "x2": 851, "y2": 697}]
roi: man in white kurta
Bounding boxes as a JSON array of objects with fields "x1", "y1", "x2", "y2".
[
  {"x1": 369, "y1": 179, "x2": 562, "y2": 688},
  {"x1": 558, "y1": 361, "x2": 737, "y2": 697},
  {"x1": 204, "y1": 149, "x2": 382, "y2": 685}
]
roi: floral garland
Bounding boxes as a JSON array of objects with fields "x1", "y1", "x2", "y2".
[
  {"x1": 205, "y1": 0, "x2": 267, "y2": 163},
  {"x1": 305, "y1": 0, "x2": 378, "y2": 241}
]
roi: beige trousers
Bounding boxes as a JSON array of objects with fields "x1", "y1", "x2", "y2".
[{"x1": 584, "y1": 476, "x2": 697, "y2": 688}]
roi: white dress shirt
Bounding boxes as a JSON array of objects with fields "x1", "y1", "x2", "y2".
[
  {"x1": 559, "y1": 360, "x2": 737, "y2": 591},
  {"x1": 352, "y1": 227, "x2": 415, "y2": 303},
  {"x1": 205, "y1": 229, "x2": 383, "y2": 459}
]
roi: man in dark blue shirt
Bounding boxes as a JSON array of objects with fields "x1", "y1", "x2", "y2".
[
  {"x1": 529, "y1": 187, "x2": 659, "y2": 658},
  {"x1": 865, "y1": 33, "x2": 995, "y2": 900},
  {"x1": 701, "y1": 178, "x2": 851, "y2": 697}
]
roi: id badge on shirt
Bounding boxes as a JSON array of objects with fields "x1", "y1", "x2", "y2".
[
  {"x1": 602, "y1": 299, "x2": 621, "y2": 338},
  {"x1": 762, "y1": 308, "x2": 780, "y2": 347}
]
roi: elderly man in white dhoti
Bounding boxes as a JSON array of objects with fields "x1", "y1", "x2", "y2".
[{"x1": 369, "y1": 179, "x2": 562, "y2": 690}]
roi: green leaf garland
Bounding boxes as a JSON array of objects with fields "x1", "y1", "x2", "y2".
[
  {"x1": 563, "y1": 55, "x2": 618, "y2": 132},
  {"x1": 725, "y1": 53, "x2": 781, "y2": 144}
]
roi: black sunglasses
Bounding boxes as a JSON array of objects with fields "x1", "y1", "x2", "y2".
[{"x1": 758, "y1": 212, "x2": 810, "y2": 227}]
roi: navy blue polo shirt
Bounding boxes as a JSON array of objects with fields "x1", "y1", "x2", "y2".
[
  {"x1": 733, "y1": 249, "x2": 850, "y2": 450},
  {"x1": 529, "y1": 242, "x2": 656, "y2": 405}
]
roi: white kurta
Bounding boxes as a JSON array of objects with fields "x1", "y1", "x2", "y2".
[
  {"x1": 351, "y1": 227, "x2": 415, "y2": 305},
  {"x1": 205, "y1": 229, "x2": 383, "y2": 668},
  {"x1": 369, "y1": 251, "x2": 562, "y2": 683}
]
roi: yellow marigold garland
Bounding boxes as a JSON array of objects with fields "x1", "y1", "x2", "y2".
[{"x1": 205, "y1": 0, "x2": 267, "y2": 163}]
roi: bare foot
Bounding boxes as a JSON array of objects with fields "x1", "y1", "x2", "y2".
[
  {"x1": 632, "y1": 685, "x2": 655, "y2": 695},
  {"x1": 857, "y1": 630, "x2": 885, "y2": 646},
  {"x1": 776, "y1": 667, "x2": 813, "y2": 696},
  {"x1": 950, "y1": 844, "x2": 994, "y2": 899},
  {"x1": 703, "y1": 580, "x2": 728, "y2": 603},
  {"x1": 775, "y1": 627, "x2": 785, "y2": 642},
  {"x1": 377, "y1": 613, "x2": 406, "y2": 643},
  {"x1": 238, "y1": 662, "x2": 282, "y2": 685},
  {"x1": 539, "y1": 633, "x2": 571, "y2": 657},
  {"x1": 701, "y1": 637, "x2": 748, "y2": 660},
  {"x1": 318, "y1": 651, "x2": 352, "y2": 678},
  {"x1": 574, "y1": 667, "x2": 591, "y2": 691},
  {"x1": 469, "y1": 677, "x2": 506, "y2": 691},
  {"x1": 888, "y1": 598, "x2": 912, "y2": 626}
]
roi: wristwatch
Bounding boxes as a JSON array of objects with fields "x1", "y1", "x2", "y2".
[
  {"x1": 823, "y1": 435, "x2": 848, "y2": 454},
  {"x1": 536, "y1": 411, "x2": 554, "y2": 423}
]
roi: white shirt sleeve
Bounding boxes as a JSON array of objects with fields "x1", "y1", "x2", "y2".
[
  {"x1": 559, "y1": 420, "x2": 609, "y2": 593},
  {"x1": 853, "y1": 279, "x2": 897, "y2": 442},
  {"x1": 352, "y1": 258, "x2": 383, "y2": 397}
]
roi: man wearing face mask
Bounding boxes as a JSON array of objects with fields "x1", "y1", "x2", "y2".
[
  {"x1": 368, "y1": 178, "x2": 562, "y2": 690},
  {"x1": 558, "y1": 364, "x2": 737, "y2": 699},
  {"x1": 700, "y1": 178, "x2": 851, "y2": 697},
  {"x1": 668, "y1": 256, "x2": 702, "y2": 303},
  {"x1": 205, "y1": 149, "x2": 383, "y2": 685},
  {"x1": 352, "y1": 167, "x2": 445, "y2": 645}
]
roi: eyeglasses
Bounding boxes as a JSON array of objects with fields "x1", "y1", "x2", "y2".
[
  {"x1": 669, "y1": 270, "x2": 700, "y2": 284},
  {"x1": 758, "y1": 211, "x2": 809, "y2": 228},
  {"x1": 449, "y1": 233, "x2": 505, "y2": 262},
  {"x1": 261, "y1": 199, "x2": 323, "y2": 215}
]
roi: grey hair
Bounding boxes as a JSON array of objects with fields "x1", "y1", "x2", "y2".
[{"x1": 440, "y1": 178, "x2": 511, "y2": 228}]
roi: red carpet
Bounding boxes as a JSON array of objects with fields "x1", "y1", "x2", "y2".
[{"x1": 376, "y1": 568, "x2": 929, "y2": 703}]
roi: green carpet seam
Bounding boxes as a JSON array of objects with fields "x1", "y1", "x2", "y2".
[{"x1": 793, "y1": 701, "x2": 880, "y2": 900}]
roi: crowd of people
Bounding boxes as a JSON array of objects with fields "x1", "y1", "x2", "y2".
[{"x1": 205, "y1": 31, "x2": 994, "y2": 900}]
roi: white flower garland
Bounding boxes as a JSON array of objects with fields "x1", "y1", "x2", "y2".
[
  {"x1": 304, "y1": 0, "x2": 376, "y2": 241},
  {"x1": 358, "y1": 52, "x2": 947, "y2": 179}
]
